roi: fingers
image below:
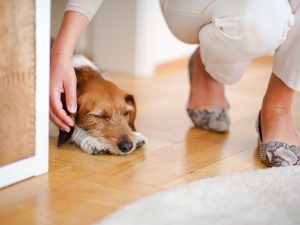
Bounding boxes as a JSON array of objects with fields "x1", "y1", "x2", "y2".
[
  {"x1": 50, "y1": 55, "x2": 77, "y2": 132},
  {"x1": 50, "y1": 109, "x2": 70, "y2": 132},
  {"x1": 64, "y1": 72, "x2": 77, "y2": 114},
  {"x1": 50, "y1": 90, "x2": 74, "y2": 129}
]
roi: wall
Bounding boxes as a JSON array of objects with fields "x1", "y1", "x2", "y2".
[
  {"x1": 51, "y1": 0, "x2": 196, "y2": 76},
  {"x1": 89, "y1": 0, "x2": 138, "y2": 75}
]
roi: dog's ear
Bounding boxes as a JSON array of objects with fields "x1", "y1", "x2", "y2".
[
  {"x1": 125, "y1": 94, "x2": 136, "y2": 131},
  {"x1": 57, "y1": 127, "x2": 75, "y2": 147},
  {"x1": 57, "y1": 94, "x2": 76, "y2": 147}
]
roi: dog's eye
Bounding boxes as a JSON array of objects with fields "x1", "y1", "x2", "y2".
[
  {"x1": 123, "y1": 111, "x2": 130, "y2": 117},
  {"x1": 93, "y1": 114, "x2": 110, "y2": 121}
]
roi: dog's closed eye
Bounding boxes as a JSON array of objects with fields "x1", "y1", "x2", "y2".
[
  {"x1": 123, "y1": 110, "x2": 132, "y2": 117},
  {"x1": 89, "y1": 112, "x2": 110, "y2": 121}
]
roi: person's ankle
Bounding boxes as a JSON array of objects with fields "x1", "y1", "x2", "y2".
[
  {"x1": 261, "y1": 97, "x2": 293, "y2": 120},
  {"x1": 188, "y1": 48, "x2": 228, "y2": 110},
  {"x1": 260, "y1": 102, "x2": 299, "y2": 145}
]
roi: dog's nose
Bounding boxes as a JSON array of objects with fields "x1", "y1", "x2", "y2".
[{"x1": 118, "y1": 137, "x2": 133, "y2": 153}]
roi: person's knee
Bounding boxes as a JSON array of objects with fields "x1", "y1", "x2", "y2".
[
  {"x1": 232, "y1": 0, "x2": 294, "y2": 56},
  {"x1": 160, "y1": 0, "x2": 202, "y2": 44},
  {"x1": 207, "y1": 0, "x2": 294, "y2": 57}
]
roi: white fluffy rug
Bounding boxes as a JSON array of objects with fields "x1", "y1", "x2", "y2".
[{"x1": 96, "y1": 166, "x2": 300, "y2": 225}]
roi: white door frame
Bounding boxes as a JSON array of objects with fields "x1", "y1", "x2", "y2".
[{"x1": 0, "y1": 0, "x2": 50, "y2": 188}]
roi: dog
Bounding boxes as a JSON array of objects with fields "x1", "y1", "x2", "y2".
[{"x1": 50, "y1": 55, "x2": 146, "y2": 155}]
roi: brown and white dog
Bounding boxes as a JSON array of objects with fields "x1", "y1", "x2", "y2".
[{"x1": 50, "y1": 55, "x2": 146, "y2": 155}]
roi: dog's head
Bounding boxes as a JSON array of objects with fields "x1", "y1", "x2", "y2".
[{"x1": 58, "y1": 65, "x2": 142, "y2": 155}]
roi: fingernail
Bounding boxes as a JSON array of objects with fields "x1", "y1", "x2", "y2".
[
  {"x1": 65, "y1": 127, "x2": 70, "y2": 133},
  {"x1": 69, "y1": 104, "x2": 77, "y2": 113},
  {"x1": 68, "y1": 120, "x2": 74, "y2": 127}
]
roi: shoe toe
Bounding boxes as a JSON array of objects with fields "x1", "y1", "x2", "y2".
[
  {"x1": 259, "y1": 141, "x2": 300, "y2": 167},
  {"x1": 188, "y1": 108, "x2": 230, "y2": 133}
]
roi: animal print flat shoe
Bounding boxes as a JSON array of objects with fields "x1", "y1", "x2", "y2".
[
  {"x1": 187, "y1": 108, "x2": 230, "y2": 133},
  {"x1": 256, "y1": 112, "x2": 300, "y2": 167},
  {"x1": 187, "y1": 51, "x2": 230, "y2": 133}
]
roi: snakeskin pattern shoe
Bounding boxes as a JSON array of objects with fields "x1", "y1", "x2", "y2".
[
  {"x1": 187, "y1": 52, "x2": 230, "y2": 133},
  {"x1": 187, "y1": 108, "x2": 230, "y2": 133},
  {"x1": 256, "y1": 112, "x2": 300, "y2": 167}
]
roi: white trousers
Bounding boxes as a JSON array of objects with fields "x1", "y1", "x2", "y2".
[{"x1": 160, "y1": 0, "x2": 300, "y2": 91}]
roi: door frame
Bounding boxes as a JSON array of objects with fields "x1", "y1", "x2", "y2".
[{"x1": 0, "y1": 0, "x2": 50, "y2": 188}]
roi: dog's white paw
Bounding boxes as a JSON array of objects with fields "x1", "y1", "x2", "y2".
[
  {"x1": 71, "y1": 127, "x2": 111, "y2": 154},
  {"x1": 80, "y1": 136, "x2": 111, "y2": 155},
  {"x1": 132, "y1": 132, "x2": 147, "y2": 149}
]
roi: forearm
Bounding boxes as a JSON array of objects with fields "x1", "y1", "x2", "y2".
[
  {"x1": 65, "y1": 0, "x2": 103, "y2": 21},
  {"x1": 51, "y1": 11, "x2": 89, "y2": 60}
]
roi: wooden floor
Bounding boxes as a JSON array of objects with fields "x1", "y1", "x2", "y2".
[{"x1": 1, "y1": 56, "x2": 299, "y2": 225}]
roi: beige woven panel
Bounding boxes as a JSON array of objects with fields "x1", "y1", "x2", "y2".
[{"x1": 0, "y1": 0, "x2": 36, "y2": 166}]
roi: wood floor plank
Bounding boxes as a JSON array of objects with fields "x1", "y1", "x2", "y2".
[{"x1": 162, "y1": 146, "x2": 267, "y2": 189}]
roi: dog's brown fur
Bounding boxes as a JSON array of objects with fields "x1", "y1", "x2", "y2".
[{"x1": 59, "y1": 66, "x2": 137, "y2": 154}]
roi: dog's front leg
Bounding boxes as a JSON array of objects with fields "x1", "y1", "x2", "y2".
[{"x1": 71, "y1": 127, "x2": 111, "y2": 154}]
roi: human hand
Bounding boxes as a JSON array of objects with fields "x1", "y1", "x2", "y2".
[
  {"x1": 49, "y1": 11, "x2": 89, "y2": 132},
  {"x1": 50, "y1": 51, "x2": 77, "y2": 132}
]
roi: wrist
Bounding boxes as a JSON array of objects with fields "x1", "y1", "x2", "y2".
[{"x1": 51, "y1": 44, "x2": 73, "y2": 62}]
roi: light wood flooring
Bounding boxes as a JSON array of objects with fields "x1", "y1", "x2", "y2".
[{"x1": 0, "y1": 56, "x2": 299, "y2": 225}]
